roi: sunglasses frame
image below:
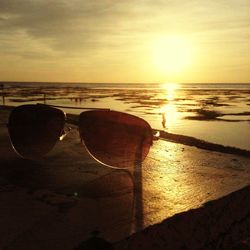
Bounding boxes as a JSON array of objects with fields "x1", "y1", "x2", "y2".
[{"x1": 7, "y1": 103, "x2": 158, "y2": 168}]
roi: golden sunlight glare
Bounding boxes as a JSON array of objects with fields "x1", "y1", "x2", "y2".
[
  {"x1": 160, "y1": 83, "x2": 180, "y2": 130},
  {"x1": 152, "y1": 36, "x2": 194, "y2": 74},
  {"x1": 162, "y1": 82, "x2": 180, "y2": 101},
  {"x1": 161, "y1": 103, "x2": 179, "y2": 129}
]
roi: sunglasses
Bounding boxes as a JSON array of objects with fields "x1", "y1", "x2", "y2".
[{"x1": 7, "y1": 104, "x2": 157, "y2": 168}]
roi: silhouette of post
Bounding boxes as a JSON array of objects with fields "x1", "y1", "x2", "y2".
[
  {"x1": 43, "y1": 93, "x2": 46, "y2": 104},
  {"x1": 0, "y1": 84, "x2": 5, "y2": 106}
]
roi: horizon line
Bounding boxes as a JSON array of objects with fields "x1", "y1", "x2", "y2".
[{"x1": 1, "y1": 81, "x2": 250, "y2": 85}]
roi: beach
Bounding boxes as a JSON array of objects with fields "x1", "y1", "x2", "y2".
[
  {"x1": 1, "y1": 0, "x2": 250, "y2": 248},
  {"x1": 0, "y1": 105, "x2": 250, "y2": 249}
]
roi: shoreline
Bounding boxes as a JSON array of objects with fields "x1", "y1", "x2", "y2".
[
  {"x1": 158, "y1": 130, "x2": 250, "y2": 158},
  {"x1": 1, "y1": 83, "x2": 250, "y2": 151}
]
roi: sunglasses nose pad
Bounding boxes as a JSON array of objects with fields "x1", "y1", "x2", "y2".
[
  {"x1": 8, "y1": 105, "x2": 65, "y2": 159},
  {"x1": 79, "y1": 110, "x2": 153, "y2": 168},
  {"x1": 59, "y1": 126, "x2": 72, "y2": 141}
]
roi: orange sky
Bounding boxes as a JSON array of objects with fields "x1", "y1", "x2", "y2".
[{"x1": 0, "y1": 0, "x2": 249, "y2": 83}]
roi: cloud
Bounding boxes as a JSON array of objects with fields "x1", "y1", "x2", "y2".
[
  {"x1": 0, "y1": 0, "x2": 249, "y2": 60},
  {"x1": 0, "y1": 1, "x2": 134, "y2": 55}
]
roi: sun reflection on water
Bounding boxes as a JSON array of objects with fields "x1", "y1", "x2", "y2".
[
  {"x1": 160, "y1": 83, "x2": 180, "y2": 130},
  {"x1": 162, "y1": 82, "x2": 180, "y2": 101}
]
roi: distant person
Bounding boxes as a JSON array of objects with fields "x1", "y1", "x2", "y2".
[{"x1": 162, "y1": 113, "x2": 166, "y2": 129}]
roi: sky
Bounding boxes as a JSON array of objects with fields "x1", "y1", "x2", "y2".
[{"x1": 0, "y1": 0, "x2": 249, "y2": 83}]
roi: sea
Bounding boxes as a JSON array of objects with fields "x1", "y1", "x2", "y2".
[{"x1": 1, "y1": 82, "x2": 250, "y2": 150}]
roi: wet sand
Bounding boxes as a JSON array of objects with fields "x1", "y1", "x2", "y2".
[{"x1": 0, "y1": 106, "x2": 250, "y2": 249}]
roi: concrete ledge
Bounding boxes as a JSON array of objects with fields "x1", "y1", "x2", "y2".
[
  {"x1": 115, "y1": 184, "x2": 250, "y2": 250},
  {"x1": 1, "y1": 107, "x2": 250, "y2": 249}
]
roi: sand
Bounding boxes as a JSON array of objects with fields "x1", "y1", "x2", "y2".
[{"x1": 0, "y1": 106, "x2": 250, "y2": 249}]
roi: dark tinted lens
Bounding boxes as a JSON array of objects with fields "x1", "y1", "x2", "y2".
[
  {"x1": 79, "y1": 110, "x2": 152, "y2": 168},
  {"x1": 8, "y1": 104, "x2": 65, "y2": 159}
]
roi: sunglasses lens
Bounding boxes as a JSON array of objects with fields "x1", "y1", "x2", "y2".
[
  {"x1": 8, "y1": 105, "x2": 65, "y2": 159},
  {"x1": 79, "y1": 110, "x2": 152, "y2": 168}
]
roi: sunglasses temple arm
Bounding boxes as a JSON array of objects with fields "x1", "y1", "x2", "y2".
[{"x1": 152, "y1": 130, "x2": 160, "y2": 141}]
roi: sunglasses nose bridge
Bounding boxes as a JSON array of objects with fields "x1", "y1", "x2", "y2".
[{"x1": 59, "y1": 126, "x2": 72, "y2": 141}]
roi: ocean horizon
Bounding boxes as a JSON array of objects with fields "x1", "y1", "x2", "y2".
[{"x1": 1, "y1": 81, "x2": 250, "y2": 90}]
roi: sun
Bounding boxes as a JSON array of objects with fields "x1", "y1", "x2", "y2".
[{"x1": 152, "y1": 35, "x2": 193, "y2": 74}]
